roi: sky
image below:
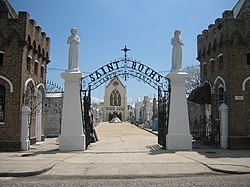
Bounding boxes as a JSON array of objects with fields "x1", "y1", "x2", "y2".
[{"x1": 9, "y1": 0, "x2": 237, "y2": 103}]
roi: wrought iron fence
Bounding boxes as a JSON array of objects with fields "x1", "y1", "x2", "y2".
[
  {"x1": 158, "y1": 84, "x2": 170, "y2": 148},
  {"x1": 190, "y1": 116, "x2": 220, "y2": 149}
]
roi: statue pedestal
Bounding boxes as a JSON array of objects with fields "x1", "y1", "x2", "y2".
[
  {"x1": 166, "y1": 71, "x2": 192, "y2": 150},
  {"x1": 59, "y1": 71, "x2": 86, "y2": 151}
]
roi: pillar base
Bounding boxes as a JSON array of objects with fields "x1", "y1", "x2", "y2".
[
  {"x1": 21, "y1": 139, "x2": 30, "y2": 151},
  {"x1": 59, "y1": 135, "x2": 86, "y2": 151},
  {"x1": 166, "y1": 70, "x2": 192, "y2": 151},
  {"x1": 166, "y1": 134, "x2": 192, "y2": 150},
  {"x1": 59, "y1": 71, "x2": 86, "y2": 151}
]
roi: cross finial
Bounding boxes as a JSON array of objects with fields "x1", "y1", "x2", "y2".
[{"x1": 121, "y1": 45, "x2": 130, "y2": 59}]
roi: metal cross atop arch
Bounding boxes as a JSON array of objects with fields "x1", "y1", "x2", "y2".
[{"x1": 121, "y1": 45, "x2": 130, "y2": 60}]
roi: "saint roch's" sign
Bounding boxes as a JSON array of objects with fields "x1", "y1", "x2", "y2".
[{"x1": 82, "y1": 59, "x2": 168, "y2": 91}]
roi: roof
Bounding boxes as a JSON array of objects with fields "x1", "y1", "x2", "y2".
[
  {"x1": 188, "y1": 82, "x2": 211, "y2": 105},
  {"x1": 106, "y1": 76, "x2": 126, "y2": 89},
  {"x1": 0, "y1": 0, "x2": 18, "y2": 19}
]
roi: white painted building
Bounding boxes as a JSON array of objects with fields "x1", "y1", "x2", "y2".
[
  {"x1": 134, "y1": 98, "x2": 143, "y2": 123},
  {"x1": 103, "y1": 76, "x2": 128, "y2": 121},
  {"x1": 134, "y1": 96, "x2": 154, "y2": 125}
]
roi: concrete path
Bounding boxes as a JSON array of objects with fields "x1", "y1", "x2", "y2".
[{"x1": 0, "y1": 122, "x2": 250, "y2": 178}]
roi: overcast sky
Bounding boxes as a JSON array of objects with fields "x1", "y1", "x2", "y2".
[{"x1": 9, "y1": 0, "x2": 237, "y2": 103}]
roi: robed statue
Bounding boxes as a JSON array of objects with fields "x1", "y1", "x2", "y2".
[
  {"x1": 67, "y1": 27, "x2": 80, "y2": 70},
  {"x1": 171, "y1": 29, "x2": 183, "y2": 71}
]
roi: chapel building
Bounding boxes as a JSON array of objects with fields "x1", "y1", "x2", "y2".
[
  {"x1": 0, "y1": 0, "x2": 50, "y2": 151},
  {"x1": 197, "y1": 0, "x2": 250, "y2": 149},
  {"x1": 103, "y1": 76, "x2": 128, "y2": 122}
]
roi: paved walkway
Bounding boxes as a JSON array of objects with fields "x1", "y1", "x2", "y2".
[{"x1": 0, "y1": 122, "x2": 250, "y2": 178}]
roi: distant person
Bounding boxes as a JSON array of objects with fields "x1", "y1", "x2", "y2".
[
  {"x1": 171, "y1": 30, "x2": 183, "y2": 71},
  {"x1": 67, "y1": 27, "x2": 80, "y2": 70}
]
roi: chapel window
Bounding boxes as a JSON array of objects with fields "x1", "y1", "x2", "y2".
[{"x1": 110, "y1": 89, "x2": 121, "y2": 106}]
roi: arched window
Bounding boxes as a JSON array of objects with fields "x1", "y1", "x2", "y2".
[
  {"x1": 110, "y1": 89, "x2": 121, "y2": 106},
  {"x1": 218, "y1": 54, "x2": 224, "y2": 70},
  {"x1": 42, "y1": 49, "x2": 45, "y2": 57},
  {"x1": 27, "y1": 35, "x2": 31, "y2": 45},
  {"x1": 218, "y1": 87, "x2": 225, "y2": 104},
  {"x1": 33, "y1": 40, "x2": 36, "y2": 49},
  {"x1": 40, "y1": 65, "x2": 44, "y2": 79},
  {"x1": 202, "y1": 62, "x2": 207, "y2": 77},
  {"x1": 46, "y1": 52, "x2": 49, "y2": 59},
  {"x1": 38, "y1": 45, "x2": 41, "y2": 53},
  {"x1": 0, "y1": 51, "x2": 4, "y2": 67},
  {"x1": 210, "y1": 59, "x2": 215, "y2": 74},
  {"x1": 34, "y1": 60, "x2": 39, "y2": 75},
  {"x1": 27, "y1": 55, "x2": 32, "y2": 72},
  {"x1": 0, "y1": 85, "x2": 5, "y2": 122},
  {"x1": 24, "y1": 83, "x2": 33, "y2": 109}
]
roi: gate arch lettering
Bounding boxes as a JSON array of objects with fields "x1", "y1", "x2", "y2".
[{"x1": 81, "y1": 57, "x2": 169, "y2": 92}]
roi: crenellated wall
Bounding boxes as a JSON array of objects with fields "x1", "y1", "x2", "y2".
[
  {"x1": 0, "y1": 1, "x2": 50, "y2": 151},
  {"x1": 197, "y1": 3, "x2": 250, "y2": 149}
]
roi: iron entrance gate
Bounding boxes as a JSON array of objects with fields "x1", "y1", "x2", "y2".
[
  {"x1": 81, "y1": 46, "x2": 170, "y2": 148},
  {"x1": 188, "y1": 83, "x2": 221, "y2": 149},
  {"x1": 81, "y1": 86, "x2": 95, "y2": 149},
  {"x1": 190, "y1": 115, "x2": 220, "y2": 149},
  {"x1": 157, "y1": 86, "x2": 170, "y2": 148}
]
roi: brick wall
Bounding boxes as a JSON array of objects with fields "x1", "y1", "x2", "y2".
[
  {"x1": 0, "y1": 2, "x2": 50, "y2": 151},
  {"x1": 197, "y1": 9, "x2": 250, "y2": 149}
]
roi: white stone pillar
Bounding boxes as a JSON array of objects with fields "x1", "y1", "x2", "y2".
[
  {"x1": 21, "y1": 105, "x2": 31, "y2": 151},
  {"x1": 166, "y1": 71, "x2": 192, "y2": 150},
  {"x1": 59, "y1": 71, "x2": 86, "y2": 151},
  {"x1": 219, "y1": 103, "x2": 228, "y2": 149}
]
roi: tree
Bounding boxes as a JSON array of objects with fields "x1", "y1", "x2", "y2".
[{"x1": 185, "y1": 65, "x2": 200, "y2": 94}]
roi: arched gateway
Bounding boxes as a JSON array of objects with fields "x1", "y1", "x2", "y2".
[
  {"x1": 60, "y1": 29, "x2": 192, "y2": 151},
  {"x1": 81, "y1": 46, "x2": 170, "y2": 149}
]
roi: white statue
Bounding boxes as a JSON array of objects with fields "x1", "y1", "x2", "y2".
[
  {"x1": 67, "y1": 27, "x2": 80, "y2": 70},
  {"x1": 171, "y1": 30, "x2": 183, "y2": 71}
]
